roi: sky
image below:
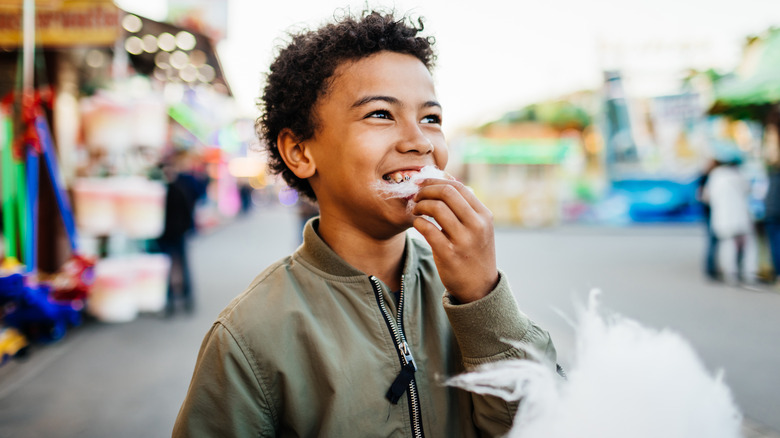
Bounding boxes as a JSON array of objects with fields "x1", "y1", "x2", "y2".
[{"x1": 117, "y1": 0, "x2": 780, "y2": 136}]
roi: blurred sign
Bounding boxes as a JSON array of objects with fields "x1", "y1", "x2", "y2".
[
  {"x1": 603, "y1": 71, "x2": 640, "y2": 168},
  {"x1": 0, "y1": 0, "x2": 120, "y2": 47},
  {"x1": 462, "y1": 138, "x2": 574, "y2": 165},
  {"x1": 651, "y1": 94, "x2": 702, "y2": 122}
]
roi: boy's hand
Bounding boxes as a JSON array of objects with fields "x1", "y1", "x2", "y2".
[{"x1": 412, "y1": 178, "x2": 499, "y2": 303}]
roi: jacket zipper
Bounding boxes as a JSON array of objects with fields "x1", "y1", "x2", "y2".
[{"x1": 370, "y1": 275, "x2": 424, "y2": 438}]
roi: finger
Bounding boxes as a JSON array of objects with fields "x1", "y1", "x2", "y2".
[
  {"x1": 415, "y1": 181, "x2": 482, "y2": 228},
  {"x1": 413, "y1": 215, "x2": 451, "y2": 251},
  {"x1": 412, "y1": 198, "x2": 463, "y2": 239},
  {"x1": 417, "y1": 178, "x2": 490, "y2": 216}
]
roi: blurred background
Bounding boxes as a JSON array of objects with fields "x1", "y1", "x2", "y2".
[{"x1": 1, "y1": 0, "x2": 780, "y2": 437}]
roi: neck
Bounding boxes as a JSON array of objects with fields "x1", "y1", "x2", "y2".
[{"x1": 317, "y1": 214, "x2": 406, "y2": 291}]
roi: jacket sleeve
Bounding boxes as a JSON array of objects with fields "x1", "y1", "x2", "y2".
[
  {"x1": 442, "y1": 271, "x2": 557, "y2": 437},
  {"x1": 172, "y1": 321, "x2": 276, "y2": 438}
]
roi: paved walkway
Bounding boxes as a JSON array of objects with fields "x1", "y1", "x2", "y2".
[{"x1": 0, "y1": 207, "x2": 778, "y2": 437}]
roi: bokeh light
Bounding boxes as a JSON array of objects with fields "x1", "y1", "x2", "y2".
[
  {"x1": 121, "y1": 14, "x2": 142, "y2": 33},
  {"x1": 175, "y1": 31, "x2": 197, "y2": 51},
  {"x1": 169, "y1": 50, "x2": 189, "y2": 69},
  {"x1": 124, "y1": 36, "x2": 143, "y2": 55},
  {"x1": 141, "y1": 34, "x2": 158, "y2": 53},
  {"x1": 278, "y1": 187, "x2": 299, "y2": 206}
]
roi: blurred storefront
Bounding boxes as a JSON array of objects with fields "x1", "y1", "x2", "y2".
[
  {"x1": 0, "y1": 0, "x2": 254, "y2": 357},
  {"x1": 600, "y1": 71, "x2": 710, "y2": 224},
  {"x1": 709, "y1": 27, "x2": 780, "y2": 164},
  {"x1": 457, "y1": 50, "x2": 773, "y2": 226},
  {"x1": 460, "y1": 136, "x2": 578, "y2": 227},
  {"x1": 596, "y1": 28, "x2": 780, "y2": 224},
  {"x1": 457, "y1": 98, "x2": 596, "y2": 226}
]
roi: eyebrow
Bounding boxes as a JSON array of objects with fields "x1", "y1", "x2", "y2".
[
  {"x1": 351, "y1": 95, "x2": 442, "y2": 110},
  {"x1": 351, "y1": 95, "x2": 399, "y2": 108},
  {"x1": 422, "y1": 100, "x2": 442, "y2": 109}
]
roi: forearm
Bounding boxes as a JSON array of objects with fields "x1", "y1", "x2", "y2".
[
  {"x1": 443, "y1": 271, "x2": 557, "y2": 434},
  {"x1": 443, "y1": 271, "x2": 556, "y2": 366}
]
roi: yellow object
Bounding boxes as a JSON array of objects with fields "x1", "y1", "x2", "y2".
[
  {"x1": 0, "y1": 327, "x2": 28, "y2": 363},
  {"x1": 0, "y1": 257, "x2": 23, "y2": 272}
]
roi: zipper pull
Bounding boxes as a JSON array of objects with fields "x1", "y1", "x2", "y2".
[
  {"x1": 386, "y1": 361, "x2": 417, "y2": 404},
  {"x1": 400, "y1": 341, "x2": 417, "y2": 371},
  {"x1": 385, "y1": 341, "x2": 418, "y2": 404}
]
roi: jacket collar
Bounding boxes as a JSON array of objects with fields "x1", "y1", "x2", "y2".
[{"x1": 297, "y1": 217, "x2": 419, "y2": 279}]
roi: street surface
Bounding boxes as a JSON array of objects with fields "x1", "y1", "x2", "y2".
[{"x1": 0, "y1": 205, "x2": 778, "y2": 437}]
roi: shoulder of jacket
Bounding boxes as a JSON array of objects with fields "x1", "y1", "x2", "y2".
[{"x1": 218, "y1": 256, "x2": 296, "y2": 320}]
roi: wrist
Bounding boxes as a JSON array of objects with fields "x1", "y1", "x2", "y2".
[{"x1": 448, "y1": 272, "x2": 499, "y2": 304}]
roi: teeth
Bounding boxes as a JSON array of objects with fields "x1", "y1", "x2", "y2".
[
  {"x1": 385, "y1": 171, "x2": 415, "y2": 184},
  {"x1": 376, "y1": 165, "x2": 449, "y2": 199}
]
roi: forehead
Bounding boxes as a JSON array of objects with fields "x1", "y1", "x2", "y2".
[{"x1": 323, "y1": 51, "x2": 436, "y2": 103}]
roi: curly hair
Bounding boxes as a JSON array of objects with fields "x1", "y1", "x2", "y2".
[{"x1": 257, "y1": 10, "x2": 436, "y2": 201}]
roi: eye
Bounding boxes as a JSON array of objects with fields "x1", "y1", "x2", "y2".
[
  {"x1": 366, "y1": 109, "x2": 392, "y2": 120},
  {"x1": 421, "y1": 114, "x2": 442, "y2": 125}
]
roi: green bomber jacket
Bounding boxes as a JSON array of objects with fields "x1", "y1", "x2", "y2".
[{"x1": 173, "y1": 219, "x2": 557, "y2": 437}]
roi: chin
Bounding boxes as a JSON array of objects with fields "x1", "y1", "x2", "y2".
[
  {"x1": 391, "y1": 208, "x2": 417, "y2": 230},
  {"x1": 385, "y1": 205, "x2": 418, "y2": 234}
]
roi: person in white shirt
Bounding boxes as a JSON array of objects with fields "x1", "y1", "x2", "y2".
[{"x1": 702, "y1": 153, "x2": 757, "y2": 286}]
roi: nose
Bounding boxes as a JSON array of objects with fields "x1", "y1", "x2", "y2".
[{"x1": 397, "y1": 122, "x2": 433, "y2": 155}]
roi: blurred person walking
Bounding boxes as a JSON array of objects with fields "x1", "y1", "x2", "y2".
[
  {"x1": 763, "y1": 165, "x2": 780, "y2": 285},
  {"x1": 697, "y1": 159, "x2": 720, "y2": 280},
  {"x1": 702, "y1": 145, "x2": 758, "y2": 286},
  {"x1": 238, "y1": 179, "x2": 254, "y2": 215},
  {"x1": 157, "y1": 152, "x2": 207, "y2": 315}
]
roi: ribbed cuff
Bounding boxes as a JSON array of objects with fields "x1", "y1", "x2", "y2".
[{"x1": 442, "y1": 271, "x2": 531, "y2": 363}]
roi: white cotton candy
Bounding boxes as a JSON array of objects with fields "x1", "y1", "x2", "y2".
[
  {"x1": 446, "y1": 290, "x2": 743, "y2": 438},
  {"x1": 374, "y1": 165, "x2": 449, "y2": 199}
]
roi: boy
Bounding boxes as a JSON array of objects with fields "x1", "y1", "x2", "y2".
[{"x1": 173, "y1": 11, "x2": 557, "y2": 437}]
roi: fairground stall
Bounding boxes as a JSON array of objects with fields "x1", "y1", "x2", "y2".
[{"x1": 0, "y1": 0, "x2": 248, "y2": 363}]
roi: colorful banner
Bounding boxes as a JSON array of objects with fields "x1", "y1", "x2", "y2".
[
  {"x1": 1, "y1": 111, "x2": 18, "y2": 260},
  {"x1": 0, "y1": 0, "x2": 120, "y2": 48}
]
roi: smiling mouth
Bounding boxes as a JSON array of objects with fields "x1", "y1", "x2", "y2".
[
  {"x1": 382, "y1": 170, "x2": 419, "y2": 184},
  {"x1": 375, "y1": 166, "x2": 448, "y2": 200}
]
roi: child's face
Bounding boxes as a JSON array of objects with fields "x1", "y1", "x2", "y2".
[{"x1": 305, "y1": 51, "x2": 448, "y2": 236}]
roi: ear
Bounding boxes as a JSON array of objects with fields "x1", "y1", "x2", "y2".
[{"x1": 277, "y1": 128, "x2": 316, "y2": 179}]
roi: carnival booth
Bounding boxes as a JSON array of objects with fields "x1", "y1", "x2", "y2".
[
  {"x1": 459, "y1": 99, "x2": 594, "y2": 227},
  {"x1": 0, "y1": 0, "x2": 239, "y2": 363},
  {"x1": 461, "y1": 136, "x2": 577, "y2": 227}
]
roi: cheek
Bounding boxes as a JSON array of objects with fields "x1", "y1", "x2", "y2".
[
  {"x1": 353, "y1": 134, "x2": 394, "y2": 165},
  {"x1": 434, "y1": 142, "x2": 449, "y2": 168}
]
